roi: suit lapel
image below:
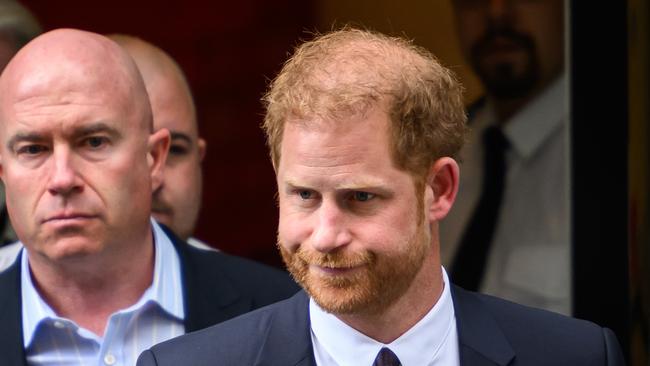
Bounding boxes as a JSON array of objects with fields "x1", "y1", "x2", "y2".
[
  {"x1": 164, "y1": 226, "x2": 254, "y2": 332},
  {"x1": 452, "y1": 285, "x2": 515, "y2": 366},
  {"x1": 256, "y1": 291, "x2": 316, "y2": 366},
  {"x1": 0, "y1": 252, "x2": 28, "y2": 366}
]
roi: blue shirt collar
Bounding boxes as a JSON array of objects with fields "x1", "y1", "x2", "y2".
[{"x1": 21, "y1": 219, "x2": 185, "y2": 348}]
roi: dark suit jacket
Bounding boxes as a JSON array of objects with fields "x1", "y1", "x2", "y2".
[
  {"x1": 138, "y1": 286, "x2": 625, "y2": 366},
  {"x1": 0, "y1": 226, "x2": 300, "y2": 366}
]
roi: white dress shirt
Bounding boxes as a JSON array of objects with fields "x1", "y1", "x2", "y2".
[
  {"x1": 440, "y1": 75, "x2": 571, "y2": 315},
  {"x1": 21, "y1": 220, "x2": 185, "y2": 366},
  {"x1": 310, "y1": 267, "x2": 459, "y2": 366}
]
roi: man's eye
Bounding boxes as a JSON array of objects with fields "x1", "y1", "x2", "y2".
[
  {"x1": 169, "y1": 145, "x2": 189, "y2": 156},
  {"x1": 18, "y1": 145, "x2": 47, "y2": 155},
  {"x1": 298, "y1": 190, "x2": 312, "y2": 200},
  {"x1": 352, "y1": 191, "x2": 375, "y2": 202},
  {"x1": 85, "y1": 136, "x2": 108, "y2": 148}
]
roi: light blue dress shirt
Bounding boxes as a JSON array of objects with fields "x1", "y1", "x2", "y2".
[{"x1": 21, "y1": 220, "x2": 185, "y2": 366}]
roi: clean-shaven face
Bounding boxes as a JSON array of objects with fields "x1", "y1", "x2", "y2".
[{"x1": 0, "y1": 32, "x2": 158, "y2": 263}]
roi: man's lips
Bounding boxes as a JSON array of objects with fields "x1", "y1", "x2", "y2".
[
  {"x1": 480, "y1": 38, "x2": 525, "y2": 55},
  {"x1": 151, "y1": 201, "x2": 173, "y2": 217},
  {"x1": 152, "y1": 208, "x2": 172, "y2": 216},
  {"x1": 42, "y1": 214, "x2": 97, "y2": 224},
  {"x1": 310, "y1": 263, "x2": 364, "y2": 276}
]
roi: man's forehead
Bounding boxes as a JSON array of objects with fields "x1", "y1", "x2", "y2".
[
  {"x1": 0, "y1": 29, "x2": 152, "y2": 133},
  {"x1": 1, "y1": 30, "x2": 136, "y2": 101}
]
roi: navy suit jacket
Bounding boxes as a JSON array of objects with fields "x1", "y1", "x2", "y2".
[
  {"x1": 0, "y1": 225, "x2": 300, "y2": 366},
  {"x1": 137, "y1": 287, "x2": 625, "y2": 366}
]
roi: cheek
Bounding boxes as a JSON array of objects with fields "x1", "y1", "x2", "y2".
[
  {"x1": 456, "y1": 11, "x2": 485, "y2": 49},
  {"x1": 170, "y1": 162, "x2": 200, "y2": 190},
  {"x1": 4, "y1": 167, "x2": 44, "y2": 211},
  {"x1": 278, "y1": 206, "x2": 310, "y2": 251},
  {"x1": 101, "y1": 158, "x2": 152, "y2": 208},
  {"x1": 368, "y1": 201, "x2": 421, "y2": 251}
]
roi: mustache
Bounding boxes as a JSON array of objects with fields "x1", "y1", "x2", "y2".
[
  {"x1": 473, "y1": 26, "x2": 535, "y2": 54},
  {"x1": 151, "y1": 199, "x2": 173, "y2": 215},
  {"x1": 294, "y1": 246, "x2": 374, "y2": 269}
]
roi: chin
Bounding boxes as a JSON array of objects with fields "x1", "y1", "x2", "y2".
[{"x1": 40, "y1": 237, "x2": 105, "y2": 262}]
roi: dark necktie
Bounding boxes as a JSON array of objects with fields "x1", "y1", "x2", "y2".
[
  {"x1": 372, "y1": 347, "x2": 401, "y2": 366},
  {"x1": 451, "y1": 126, "x2": 509, "y2": 291}
]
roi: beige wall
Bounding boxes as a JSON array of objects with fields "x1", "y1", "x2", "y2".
[{"x1": 316, "y1": 0, "x2": 484, "y2": 105}]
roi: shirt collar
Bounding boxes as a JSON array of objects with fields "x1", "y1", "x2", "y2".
[
  {"x1": 503, "y1": 73, "x2": 567, "y2": 159},
  {"x1": 473, "y1": 74, "x2": 567, "y2": 160},
  {"x1": 21, "y1": 218, "x2": 185, "y2": 347},
  {"x1": 309, "y1": 267, "x2": 456, "y2": 366}
]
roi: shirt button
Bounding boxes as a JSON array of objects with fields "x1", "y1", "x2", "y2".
[
  {"x1": 53, "y1": 320, "x2": 65, "y2": 329},
  {"x1": 104, "y1": 353, "x2": 116, "y2": 365}
]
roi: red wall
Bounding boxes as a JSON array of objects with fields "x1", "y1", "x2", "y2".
[{"x1": 21, "y1": 0, "x2": 316, "y2": 267}]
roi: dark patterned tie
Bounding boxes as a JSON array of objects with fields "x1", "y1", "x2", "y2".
[
  {"x1": 452, "y1": 126, "x2": 510, "y2": 291},
  {"x1": 372, "y1": 347, "x2": 402, "y2": 366}
]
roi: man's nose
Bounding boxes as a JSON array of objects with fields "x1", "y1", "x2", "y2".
[
  {"x1": 47, "y1": 149, "x2": 82, "y2": 196},
  {"x1": 487, "y1": 0, "x2": 514, "y2": 25},
  {"x1": 310, "y1": 201, "x2": 352, "y2": 253}
]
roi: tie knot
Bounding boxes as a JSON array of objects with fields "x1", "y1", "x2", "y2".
[
  {"x1": 372, "y1": 347, "x2": 402, "y2": 366},
  {"x1": 483, "y1": 126, "x2": 510, "y2": 153}
]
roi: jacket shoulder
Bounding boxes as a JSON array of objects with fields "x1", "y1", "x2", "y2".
[
  {"x1": 142, "y1": 293, "x2": 303, "y2": 366},
  {"x1": 453, "y1": 286, "x2": 625, "y2": 365},
  {"x1": 187, "y1": 246, "x2": 300, "y2": 303}
]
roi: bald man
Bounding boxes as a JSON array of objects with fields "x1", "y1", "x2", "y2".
[
  {"x1": 0, "y1": 29, "x2": 297, "y2": 366},
  {"x1": 0, "y1": 34, "x2": 212, "y2": 270},
  {"x1": 109, "y1": 35, "x2": 207, "y2": 246}
]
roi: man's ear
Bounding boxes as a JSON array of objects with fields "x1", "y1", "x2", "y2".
[
  {"x1": 425, "y1": 157, "x2": 460, "y2": 222},
  {"x1": 198, "y1": 137, "x2": 207, "y2": 161},
  {"x1": 147, "y1": 128, "x2": 171, "y2": 192}
]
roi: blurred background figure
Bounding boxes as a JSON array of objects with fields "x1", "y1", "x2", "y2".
[
  {"x1": 442, "y1": 0, "x2": 570, "y2": 314},
  {"x1": 0, "y1": 0, "x2": 40, "y2": 270},
  {"x1": 109, "y1": 34, "x2": 212, "y2": 250}
]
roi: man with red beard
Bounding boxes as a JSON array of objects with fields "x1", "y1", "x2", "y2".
[{"x1": 137, "y1": 28, "x2": 623, "y2": 366}]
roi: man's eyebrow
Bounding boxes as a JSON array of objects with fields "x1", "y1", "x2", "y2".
[
  {"x1": 6, "y1": 122, "x2": 121, "y2": 151},
  {"x1": 73, "y1": 122, "x2": 120, "y2": 138},
  {"x1": 170, "y1": 132, "x2": 192, "y2": 144},
  {"x1": 7, "y1": 132, "x2": 44, "y2": 151},
  {"x1": 282, "y1": 178, "x2": 391, "y2": 191}
]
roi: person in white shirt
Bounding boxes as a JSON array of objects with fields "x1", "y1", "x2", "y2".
[
  {"x1": 137, "y1": 27, "x2": 623, "y2": 366},
  {"x1": 442, "y1": 0, "x2": 571, "y2": 314}
]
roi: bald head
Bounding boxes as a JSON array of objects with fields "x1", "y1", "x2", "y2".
[
  {"x1": 0, "y1": 29, "x2": 152, "y2": 133},
  {"x1": 109, "y1": 35, "x2": 197, "y2": 136},
  {"x1": 108, "y1": 34, "x2": 205, "y2": 241},
  {"x1": 0, "y1": 28, "x2": 170, "y2": 271}
]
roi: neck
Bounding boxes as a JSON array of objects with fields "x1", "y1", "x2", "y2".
[
  {"x1": 491, "y1": 95, "x2": 532, "y2": 123},
  {"x1": 336, "y1": 252, "x2": 443, "y2": 344},
  {"x1": 490, "y1": 74, "x2": 562, "y2": 123},
  {"x1": 26, "y1": 229, "x2": 155, "y2": 336}
]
